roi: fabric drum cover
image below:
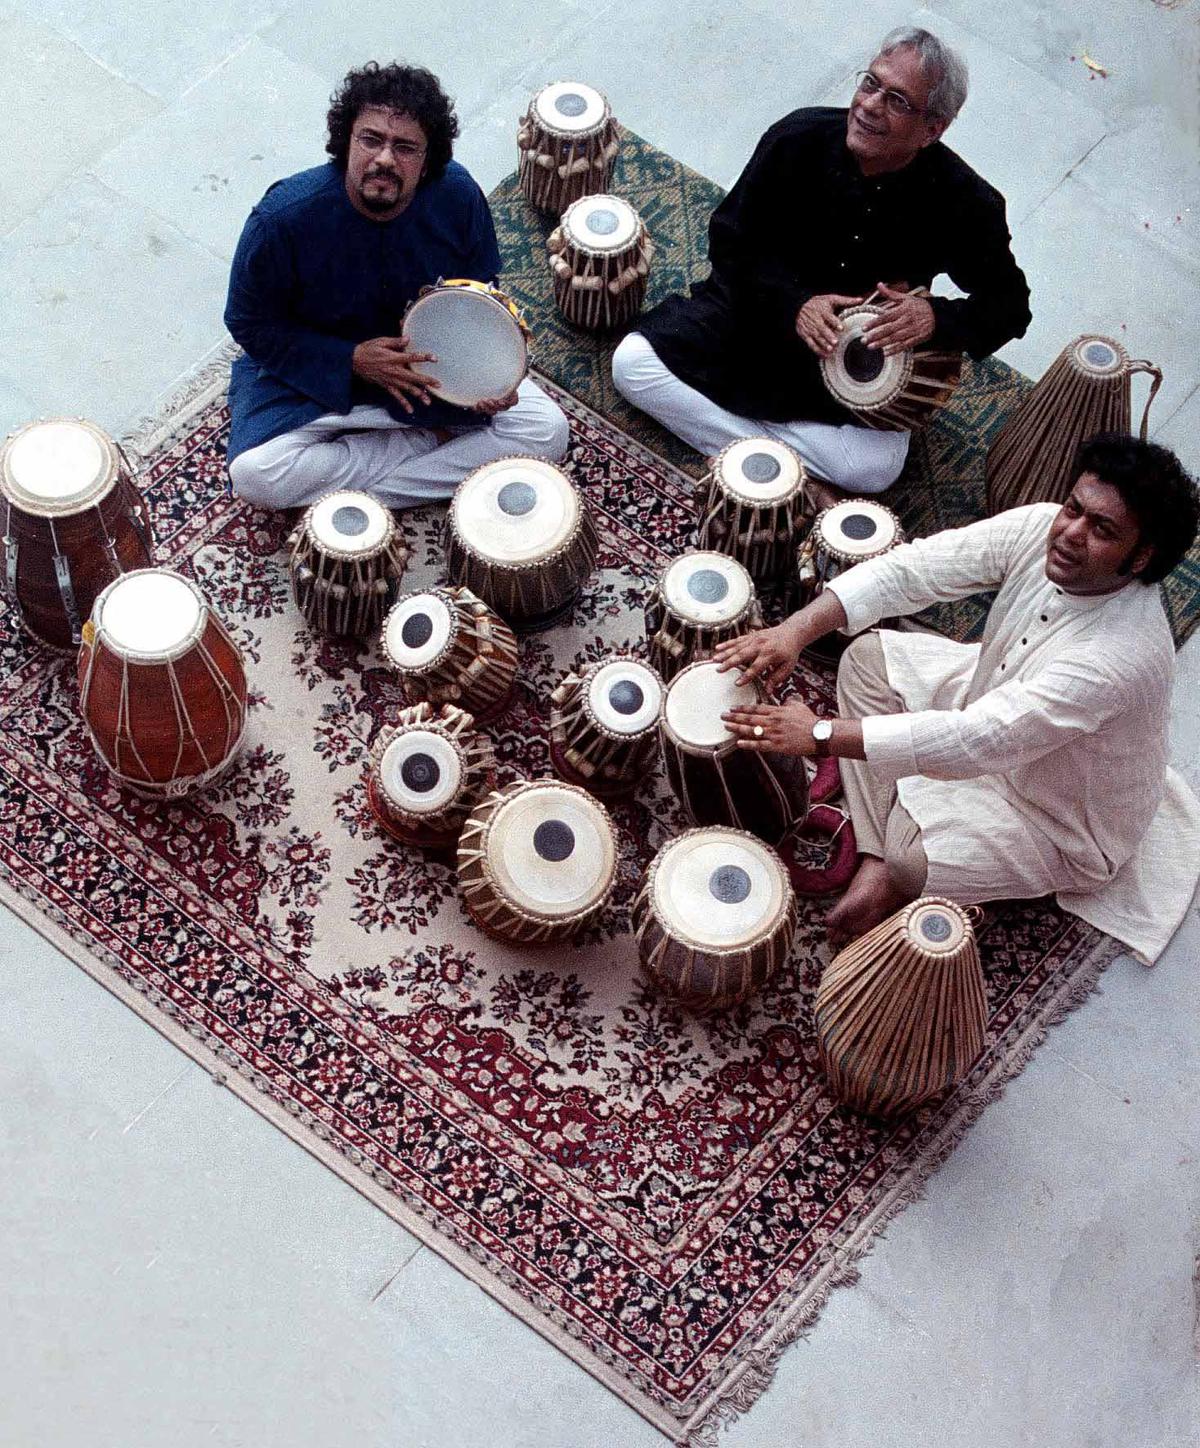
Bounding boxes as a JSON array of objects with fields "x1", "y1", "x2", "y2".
[
  {"x1": 797, "y1": 499, "x2": 905, "y2": 604},
  {"x1": 402, "y1": 280, "x2": 530, "y2": 409},
  {"x1": 382, "y1": 585, "x2": 519, "y2": 724},
  {"x1": 695, "y1": 438, "x2": 810, "y2": 583},
  {"x1": 517, "y1": 81, "x2": 620, "y2": 213},
  {"x1": 367, "y1": 701, "x2": 496, "y2": 848},
  {"x1": 820, "y1": 300, "x2": 962, "y2": 431},
  {"x1": 644, "y1": 550, "x2": 761, "y2": 682},
  {"x1": 548, "y1": 194, "x2": 653, "y2": 330},
  {"x1": 549, "y1": 655, "x2": 664, "y2": 796},
  {"x1": 287, "y1": 490, "x2": 409, "y2": 637}
]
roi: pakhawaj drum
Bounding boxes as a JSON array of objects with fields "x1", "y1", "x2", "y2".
[
  {"x1": 382, "y1": 586, "x2": 519, "y2": 724},
  {"x1": 549, "y1": 655, "x2": 664, "y2": 796},
  {"x1": 644, "y1": 550, "x2": 760, "y2": 682},
  {"x1": 287, "y1": 490, "x2": 409, "y2": 636},
  {"x1": 695, "y1": 438, "x2": 810, "y2": 582},
  {"x1": 402, "y1": 279, "x2": 530, "y2": 408},
  {"x1": 820, "y1": 295, "x2": 962, "y2": 431},
  {"x1": 797, "y1": 500, "x2": 905, "y2": 605},
  {"x1": 366, "y1": 701, "x2": 496, "y2": 848},
  {"x1": 548, "y1": 194, "x2": 653, "y2": 331},
  {"x1": 517, "y1": 81, "x2": 620, "y2": 214}
]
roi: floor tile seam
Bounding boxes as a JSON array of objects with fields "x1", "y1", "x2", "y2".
[
  {"x1": 1153, "y1": 379, "x2": 1200, "y2": 432},
  {"x1": 15, "y1": 10, "x2": 163, "y2": 111},
  {"x1": 369, "y1": 1243, "x2": 425, "y2": 1304},
  {"x1": 1014, "y1": 127, "x2": 1113, "y2": 229},
  {"x1": 1045, "y1": 1046, "x2": 1199, "y2": 1158},
  {"x1": 174, "y1": 32, "x2": 257, "y2": 105}
]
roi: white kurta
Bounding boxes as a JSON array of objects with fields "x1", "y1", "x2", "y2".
[{"x1": 826, "y1": 503, "x2": 1200, "y2": 965}]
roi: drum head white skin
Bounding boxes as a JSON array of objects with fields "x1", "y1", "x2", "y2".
[
  {"x1": 1071, "y1": 335, "x2": 1125, "y2": 377},
  {"x1": 532, "y1": 81, "x2": 608, "y2": 134},
  {"x1": 562, "y1": 195, "x2": 639, "y2": 253},
  {"x1": 307, "y1": 491, "x2": 390, "y2": 555},
  {"x1": 718, "y1": 438, "x2": 803, "y2": 503},
  {"x1": 94, "y1": 569, "x2": 204, "y2": 660},
  {"x1": 664, "y1": 661, "x2": 755, "y2": 749},
  {"x1": 2, "y1": 419, "x2": 117, "y2": 514},
  {"x1": 487, "y1": 784, "x2": 615, "y2": 916},
  {"x1": 453, "y1": 458, "x2": 578, "y2": 564},
  {"x1": 403, "y1": 288, "x2": 527, "y2": 408},
  {"x1": 586, "y1": 659, "x2": 662, "y2": 735},
  {"x1": 379, "y1": 730, "x2": 462, "y2": 814},
  {"x1": 819, "y1": 500, "x2": 899, "y2": 559},
  {"x1": 384, "y1": 592, "x2": 456, "y2": 670},
  {"x1": 823, "y1": 307, "x2": 910, "y2": 408},
  {"x1": 661, "y1": 552, "x2": 753, "y2": 625},
  {"x1": 905, "y1": 900, "x2": 969, "y2": 954},
  {"x1": 653, "y1": 831, "x2": 787, "y2": 948}
]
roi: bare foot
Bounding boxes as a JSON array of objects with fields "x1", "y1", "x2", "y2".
[{"x1": 825, "y1": 857, "x2": 911, "y2": 948}]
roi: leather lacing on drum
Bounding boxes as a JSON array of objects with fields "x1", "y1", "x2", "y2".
[
  {"x1": 288, "y1": 506, "x2": 409, "y2": 637},
  {"x1": 645, "y1": 554, "x2": 762, "y2": 681},
  {"x1": 367, "y1": 701, "x2": 495, "y2": 840},
  {"x1": 384, "y1": 588, "x2": 519, "y2": 722},
  {"x1": 548, "y1": 659, "x2": 662, "y2": 789},
  {"x1": 695, "y1": 442, "x2": 810, "y2": 582}
]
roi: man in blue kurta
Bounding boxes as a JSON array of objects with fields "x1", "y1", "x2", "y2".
[{"x1": 224, "y1": 62, "x2": 568, "y2": 510}]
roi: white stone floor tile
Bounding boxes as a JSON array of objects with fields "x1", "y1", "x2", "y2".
[
  {"x1": 449, "y1": 83, "x2": 545, "y2": 200},
  {"x1": 0, "y1": 376, "x2": 40, "y2": 441},
  {"x1": 1155, "y1": 383, "x2": 1200, "y2": 484}
]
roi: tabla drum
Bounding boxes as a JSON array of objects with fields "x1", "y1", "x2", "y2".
[
  {"x1": 660, "y1": 660, "x2": 809, "y2": 844},
  {"x1": 549, "y1": 655, "x2": 664, "y2": 797},
  {"x1": 402, "y1": 279, "x2": 531, "y2": 409},
  {"x1": 633, "y1": 827, "x2": 798, "y2": 1012},
  {"x1": 1, "y1": 417, "x2": 154, "y2": 650},
  {"x1": 644, "y1": 550, "x2": 760, "y2": 682},
  {"x1": 695, "y1": 438, "x2": 810, "y2": 583},
  {"x1": 797, "y1": 500, "x2": 905, "y2": 604},
  {"x1": 457, "y1": 779, "x2": 618, "y2": 945},
  {"x1": 548, "y1": 195, "x2": 653, "y2": 331},
  {"x1": 78, "y1": 568, "x2": 247, "y2": 799},
  {"x1": 366, "y1": 701, "x2": 496, "y2": 849},
  {"x1": 820, "y1": 297, "x2": 962, "y2": 431},
  {"x1": 382, "y1": 586, "x2": 519, "y2": 724},
  {"x1": 815, "y1": 897, "x2": 988, "y2": 1118},
  {"x1": 287, "y1": 490, "x2": 409, "y2": 637},
  {"x1": 517, "y1": 81, "x2": 621, "y2": 214},
  {"x1": 445, "y1": 457, "x2": 598, "y2": 630}
]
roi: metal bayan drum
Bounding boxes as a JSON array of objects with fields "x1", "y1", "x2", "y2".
[
  {"x1": 695, "y1": 438, "x2": 810, "y2": 582},
  {"x1": 548, "y1": 194, "x2": 653, "y2": 331},
  {"x1": 820, "y1": 296, "x2": 962, "y2": 431},
  {"x1": 1, "y1": 417, "x2": 154, "y2": 649},
  {"x1": 797, "y1": 500, "x2": 905, "y2": 603},
  {"x1": 445, "y1": 457, "x2": 598, "y2": 630},
  {"x1": 633, "y1": 826, "x2": 798, "y2": 1011},
  {"x1": 367, "y1": 701, "x2": 496, "y2": 848},
  {"x1": 382, "y1": 586, "x2": 519, "y2": 724},
  {"x1": 457, "y1": 779, "x2": 618, "y2": 945},
  {"x1": 287, "y1": 491, "x2": 409, "y2": 637},
  {"x1": 660, "y1": 660, "x2": 809, "y2": 844},
  {"x1": 549, "y1": 655, "x2": 664, "y2": 797},
  {"x1": 644, "y1": 550, "x2": 760, "y2": 682},
  {"x1": 402, "y1": 279, "x2": 530, "y2": 408},
  {"x1": 517, "y1": 81, "x2": 620, "y2": 214},
  {"x1": 78, "y1": 568, "x2": 247, "y2": 799}
]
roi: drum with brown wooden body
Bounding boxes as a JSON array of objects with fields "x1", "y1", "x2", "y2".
[
  {"x1": 517, "y1": 81, "x2": 620, "y2": 214},
  {"x1": 695, "y1": 438, "x2": 810, "y2": 583},
  {"x1": 796, "y1": 500, "x2": 905, "y2": 604},
  {"x1": 644, "y1": 551, "x2": 760, "y2": 683},
  {"x1": 287, "y1": 490, "x2": 409, "y2": 637},
  {"x1": 548, "y1": 655, "x2": 663, "y2": 796},
  {"x1": 382, "y1": 586, "x2": 519, "y2": 724},
  {"x1": 548, "y1": 194, "x2": 652, "y2": 331},
  {"x1": 820, "y1": 296, "x2": 962, "y2": 431},
  {"x1": 366, "y1": 701, "x2": 496, "y2": 848}
]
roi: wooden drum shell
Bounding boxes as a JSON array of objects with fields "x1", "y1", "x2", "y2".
[
  {"x1": 366, "y1": 702, "x2": 496, "y2": 848},
  {"x1": 517, "y1": 84, "x2": 620, "y2": 214},
  {"x1": 548, "y1": 658, "x2": 663, "y2": 797},
  {"x1": 383, "y1": 586, "x2": 519, "y2": 724},
  {"x1": 644, "y1": 553, "x2": 761, "y2": 683},
  {"x1": 820, "y1": 300, "x2": 962, "y2": 432},
  {"x1": 694, "y1": 442, "x2": 810, "y2": 583},
  {"x1": 287, "y1": 497, "x2": 409, "y2": 638},
  {"x1": 548, "y1": 199, "x2": 652, "y2": 331}
]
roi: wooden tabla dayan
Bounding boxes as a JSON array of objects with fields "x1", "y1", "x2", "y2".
[
  {"x1": 644, "y1": 550, "x2": 761, "y2": 682},
  {"x1": 382, "y1": 585, "x2": 518, "y2": 724},
  {"x1": 1, "y1": 417, "x2": 154, "y2": 650},
  {"x1": 986, "y1": 334, "x2": 1164, "y2": 514},
  {"x1": 695, "y1": 438, "x2": 810, "y2": 583},
  {"x1": 517, "y1": 81, "x2": 620, "y2": 214},
  {"x1": 633, "y1": 826, "x2": 798, "y2": 1012},
  {"x1": 797, "y1": 499, "x2": 905, "y2": 604},
  {"x1": 549, "y1": 655, "x2": 664, "y2": 797},
  {"x1": 78, "y1": 568, "x2": 247, "y2": 799},
  {"x1": 366, "y1": 701, "x2": 496, "y2": 849},
  {"x1": 287, "y1": 490, "x2": 409, "y2": 637},
  {"x1": 402, "y1": 279, "x2": 531, "y2": 408},
  {"x1": 659, "y1": 660, "x2": 809, "y2": 844},
  {"x1": 445, "y1": 456, "x2": 598, "y2": 630},
  {"x1": 457, "y1": 779, "x2": 618, "y2": 945},
  {"x1": 548, "y1": 194, "x2": 653, "y2": 331},
  {"x1": 815, "y1": 896, "x2": 988, "y2": 1119}
]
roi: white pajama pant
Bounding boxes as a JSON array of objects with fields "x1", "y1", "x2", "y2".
[
  {"x1": 227, "y1": 378, "x2": 570, "y2": 511},
  {"x1": 611, "y1": 332, "x2": 909, "y2": 494}
]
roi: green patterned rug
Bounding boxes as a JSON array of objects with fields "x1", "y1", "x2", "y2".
[{"x1": 490, "y1": 131, "x2": 1200, "y2": 647}]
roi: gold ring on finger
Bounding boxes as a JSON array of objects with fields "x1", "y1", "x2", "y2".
[{"x1": 753, "y1": 725, "x2": 764, "y2": 739}]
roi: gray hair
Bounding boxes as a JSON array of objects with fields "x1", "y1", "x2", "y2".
[{"x1": 877, "y1": 26, "x2": 969, "y2": 124}]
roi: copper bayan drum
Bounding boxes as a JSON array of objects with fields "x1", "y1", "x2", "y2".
[
  {"x1": 78, "y1": 568, "x2": 247, "y2": 799},
  {"x1": 457, "y1": 779, "x2": 618, "y2": 945},
  {"x1": 549, "y1": 655, "x2": 664, "y2": 796},
  {"x1": 797, "y1": 500, "x2": 905, "y2": 604},
  {"x1": 402, "y1": 279, "x2": 530, "y2": 408},
  {"x1": 820, "y1": 296, "x2": 962, "y2": 431},
  {"x1": 517, "y1": 81, "x2": 620, "y2": 214},
  {"x1": 695, "y1": 438, "x2": 810, "y2": 582},
  {"x1": 548, "y1": 195, "x2": 653, "y2": 330},
  {"x1": 660, "y1": 660, "x2": 809, "y2": 844},
  {"x1": 644, "y1": 550, "x2": 760, "y2": 683},
  {"x1": 445, "y1": 457, "x2": 598, "y2": 630},
  {"x1": 287, "y1": 491, "x2": 409, "y2": 636},
  {"x1": 367, "y1": 701, "x2": 496, "y2": 848},
  {"x1": 1, "y1": 417, "x2": 154, "y2": 649},
  {"x1": 382, "y1": 586, "x2": 519, "y2": 724},
  {"x1": 633, "y1": 827, "x2": 798, "y2": 1011}
]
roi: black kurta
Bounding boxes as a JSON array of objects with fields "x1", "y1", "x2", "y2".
[{"x1": 637, "y1": 108, "x2": 1032, "y2": 425}]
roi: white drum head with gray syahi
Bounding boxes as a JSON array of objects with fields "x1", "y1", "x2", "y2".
[
  {"x1": 717, "y1": 438, "x2": 803, "y2": 503},
  {"x1": 561, "y1": 194, "x2": 640, "y2": 253},
  {"x1": 532, "y1": 81, "x2": 608, "y2": 134},
  {"x1": 383, "y1": 591, "x2": 456, "y2": 671},
  {"x1": 402, "y1": 288, "x2": 527, "y2": 408},
  {"x1": 661, "y1": 552, "x2": 752, "y2": 625},
  {"x1": 653, "y1": 830, "x2": 788, "y2": 948},
  {"x1": 94, "y1": 568, "x2": 205, "y2": 661},
  {"x1": 663, "y1": 661, "x2": 754, "y2": 749},
  {"x1": 2, "y1": 418, "x2": 119, "y2": 515},
  {"x1": 306, "y1": 490, "x2": 391, "y2": 556},
  {"x1": 487, "y1": 783, "x2": 615, "y2": 917},
  {"x1": 819, "y1": 500, "x2": 899, "y2": 560},
  {"x1": 905, "y1": 900, "x2": 970, "y2": 955},
  {"x1": 586, "y1": 659, "x2": 662, "y2": 735},
  {"x1": 378, "y1": 730, "x2": 462, "y2": 815},
  {"x1": 822, "y1": 306, "x2": 909, "y2": 409},
  {"x1": 453, "y1": 458, "x2": 579, "y2": 564}
]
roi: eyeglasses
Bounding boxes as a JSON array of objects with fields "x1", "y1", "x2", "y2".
[
  {"x1": 352, "y1": 130, "x2": 427, "y2": 160},
  {"x1": 853, "y1": 70, "x2": 924, "y2": 119}
]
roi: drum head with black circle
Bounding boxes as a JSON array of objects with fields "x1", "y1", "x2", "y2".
[
  {"x1": 383, "y1": 591, "x2": 457, "y2": 671},
  {"x1": 585, "y1": 658, "x2": 662, "y2": 735},
  {"x1": 561, "y1": 194, "x2": 640, "y2": 253},
  {"x1": 820, "y1": 307, "x2": 911, "y2": 411},
  {"x1": 306, "y1": 490, "x2": 391, "y2": 557},
  {"x1": 452, "y1": 458, "x2": 580, "y2": 565},
  {"x1": 717, "y1": 438, "x2": 804, "y2": 503},
  {"x1": 485, "y1": 782, "x2": 616, "y2": 917},
  {"x1": 818, "y1": 500, "x2": 901, "y2": 561},
  {"x1": 652, "y1": 828, "x2": 790, "y2": 948},
  {"x1": 660, "y1": 551, "x2": 753, "y2": 626},
  {"x1": 378, "y1": 729, "x2": 463, "y2": 815},
  {"x1": 531, "y1": 80, "x2": 609, "y2": 134}
]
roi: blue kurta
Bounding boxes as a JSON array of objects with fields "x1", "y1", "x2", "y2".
[{"x1": 224, "y1": 161, "x2": 502, "y2": 461}]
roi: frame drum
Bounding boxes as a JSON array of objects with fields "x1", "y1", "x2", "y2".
[
  {"x1": 548, "y1": 194, "x2": 653, "y2": 331},
  {"x1": 820, "y1": 299, "x2": 962, "y2": 431},
  {"x1": 797, "y1": 500, "x2": 905, "y2": 603},
  {"x1": 367, "y1": 701, "x2": 496, "y2": 848},
  {"x1": 517, "y1": 81, "x2": 620, "y2": 214},
  {"x1": 695, "y1": 438, "x2": 809, "y2": 582},
  {"x1": 644, "y1": 550, "x2": 760, "y2": 682},
  {"x1": 382, "y1": 586, "x2": 519, "y2": 724},
  {"x1": 402, "y1": 280, "x2": 530, "y2": 409},
  {"x1": 549, "y1": 655, "x2": 664, "y2": 796},
  {"x1": 287, "y1": 490, "x2": 409, "y2": 637}
]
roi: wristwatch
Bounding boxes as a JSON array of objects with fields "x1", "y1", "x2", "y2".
[{"x1": 811, "y1": 718, "x2": 834, "y2": 757}]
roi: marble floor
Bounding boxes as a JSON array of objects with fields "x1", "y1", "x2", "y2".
[{"x1": 1, "y1": 2, "x2": 1197, "y2": 1445}]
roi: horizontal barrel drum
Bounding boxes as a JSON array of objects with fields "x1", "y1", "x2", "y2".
[
  {"x1": 382, "y1": 586, "x2": 519, "y2": 724},
  {"x1": 367, "y1": 701, "x2": 496, "y2": 848}
]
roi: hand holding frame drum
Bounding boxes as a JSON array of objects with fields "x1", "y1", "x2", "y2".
[{"x1": 401, "y1": 280, "x2": 530, "y2": 410}]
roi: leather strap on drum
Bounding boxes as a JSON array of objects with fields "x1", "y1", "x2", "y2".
[{"x1": 1127, "y1": 359, "x2": 1163, "y2": 439}]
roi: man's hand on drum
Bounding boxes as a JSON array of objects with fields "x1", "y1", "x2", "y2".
[
  {"x1": 352, "y1": 337, "x2": 440, "y2": 413},
  {"x1": 862, "y1": 282, "x2": 935, "y2": 356},
  {"x1": 723, "y1": 698, "x2": 818, "y2": 755},
  {"x1": 713, "y1": 618, "x2": 804, "y2": 692},
  {"x1": 473, "y1": 389, "x2": 520, "y2": 417},
  {"x1": 795, "y1": 293, "x2": 864, "y2": 358}
]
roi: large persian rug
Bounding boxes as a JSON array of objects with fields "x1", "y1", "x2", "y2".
[{"x1": 0, "y1": 377, "x2": 1121, "y2": 1443}]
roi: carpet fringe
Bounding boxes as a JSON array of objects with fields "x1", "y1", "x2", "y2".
[{"x1": 122, "y1": 340, "x2": 240, "y2": 461}]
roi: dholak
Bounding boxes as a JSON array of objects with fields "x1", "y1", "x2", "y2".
[
  {"x1": 695, "y1": 438, "x2": 810, "y2": 583},
  {"x1": 402, "y1": 279, "x2": 530, "y2": 408},
  {"x1": 517, "y1": 81, "x2": 620, "y2": 214},
  {"x1": 797, "y1": 500, "x2": 905, "y2": 604},
  {"x1": 548, "y1": 195, "x2": 653, "y2": 331},
  {"x1": 457, "y1": 779, "x2": 617, "y2": 945},
  {"x1": 382, "y1": 586, "x2": 519, "y2": 724},
  {"x1": 78, "y1": 569, "x2": 247, "y2": 799},
  {"x1": 815, "y1": 897, "x2": 987, "y2": 1119},
  {"x1": 986, "y1": 334, "x2": 1163, "y2": 514},
  {"x1": 287, "y1": 490, "x2": 409, "y2": 637},
  {"x1": 660, "y1": 660, "x2": 809, "y2": 844},
  {"x1": 1, "y1": 417, "x2": 154, "y2": 650},
  {"x1": 549, "y1": 656, "x2": 664, "y2": 797},
  {"x1": 445, "y1": 457, "x2": 598, "y2": 630},
  {"x1": 820, "y1": 296, "x2": 962, "y2": 431},
  {"x1": 633, "y1": 827, "x2": 798, "y2": 1011},
  {"x1": 367, "y1": 701, "x2": 495, "y2": 849},
  {"x1": 644, "y1": 550, "x2": 761, "y2": 683}
]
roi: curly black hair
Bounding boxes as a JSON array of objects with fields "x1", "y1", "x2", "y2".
[
  {"x1": 1072, "y1": 432, "x2": 1200, "y2": 584},
  {"x1": 326, "y1": 62, "x2": 459, "y2": 182}
]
